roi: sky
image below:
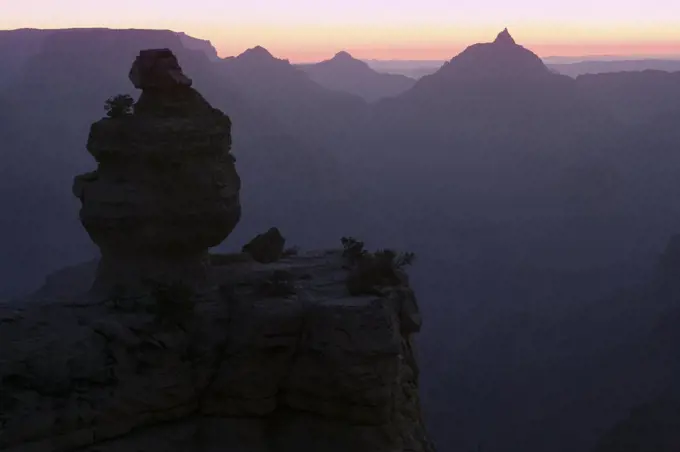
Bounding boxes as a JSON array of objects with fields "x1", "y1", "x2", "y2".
[{"x1": 1, "y1": 0, "x2": 680, "y2": 62}]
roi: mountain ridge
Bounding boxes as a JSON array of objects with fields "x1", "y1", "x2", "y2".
[{"x1": 299, "y1": 50, "x2": 415, "y2": 101}]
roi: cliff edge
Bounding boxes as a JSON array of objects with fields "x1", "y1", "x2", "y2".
[
  {"x1": 0, "y1": 250, "x2": 433, "y2": 452},
  {"x1": 0, "y1": 48, "x2": 434, "y2": 452}
]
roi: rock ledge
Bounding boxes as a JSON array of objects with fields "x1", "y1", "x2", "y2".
[{"x1": 0, "y1": 250, "x2": 434, "y2": 452}]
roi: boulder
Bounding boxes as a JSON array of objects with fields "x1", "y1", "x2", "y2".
[{"x1": 242, "y1": 227, "x2": 286, "y2": 263}]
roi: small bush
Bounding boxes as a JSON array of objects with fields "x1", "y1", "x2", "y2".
[
  {"x1": 105, "y1": 94, "x2": 134, "y2": 118},
  {"x1": 387, "y1": 249, "x2": 416, "y2": 268},
  {"x1": 342, "y1": 238, "x2": 415, "y2": 296},
  {"x1": 341, "y1": 236, "x2": 366, "y2": 263}
]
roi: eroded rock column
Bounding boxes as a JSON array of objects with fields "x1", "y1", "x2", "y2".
[{"x1": 73, "y1": 49, "x2": 241, "y2": 293}]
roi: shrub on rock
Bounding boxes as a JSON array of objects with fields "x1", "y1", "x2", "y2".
[
  {"x1": 341, "y1": 238, "x2": 416, "y2": 296},
  {"x1": 104, "y1": 94, "x2": 134, "y2": 118}
]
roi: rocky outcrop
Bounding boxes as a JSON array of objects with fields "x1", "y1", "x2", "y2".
[
  {"x1": 242, "y1": 227, "x2": 286, "y2": 263},
  {"x1": 0, "y1": 251, "x2": 435, "y2": 452},
  {"x1": 72, "y1": 49, "x2": 241, "y2": 294}
]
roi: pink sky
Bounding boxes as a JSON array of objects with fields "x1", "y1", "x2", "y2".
[{"x1": 2, "y1": 0, "x2": 679, "y2": 61}]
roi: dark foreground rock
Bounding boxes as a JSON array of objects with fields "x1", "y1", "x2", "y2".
[{"x1": 0, "y1": 250, "x2": 434, "y2": 452}]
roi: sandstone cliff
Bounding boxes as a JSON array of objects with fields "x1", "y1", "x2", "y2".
[{"x1": 0, "y1": 251, "x2": 434, "y2": 452}]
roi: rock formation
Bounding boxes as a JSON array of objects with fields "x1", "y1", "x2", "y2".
[
  {"x1": 242, "y1": 227, "x2": 286, "y2": 263},
  {"x1": 1, "y1": 48, "x2": 435, "y2": 452},
  {"x1": 0, "y1": 251, "x2": 435, "y2": 452},
  {"x1": 72, "y1": 49, "x2": 241, "y2": 293}
]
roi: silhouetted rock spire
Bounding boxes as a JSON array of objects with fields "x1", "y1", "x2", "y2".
[{"x1": 73, "y1": 48, "x2": 241, "y2": 294}]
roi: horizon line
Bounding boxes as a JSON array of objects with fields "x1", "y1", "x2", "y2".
[{"x1": 2, "y1": 26, "x2": 680, "y2": 63}]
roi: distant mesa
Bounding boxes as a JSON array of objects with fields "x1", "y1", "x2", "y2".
[{"x1": 176, "y1": 31, "x2": 220, "y2": 61}]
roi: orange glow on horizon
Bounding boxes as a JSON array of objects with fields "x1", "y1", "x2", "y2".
[
  {"x1": 209, "y1": 40, "x2": 680, "y2": 63},
  {"x1": 258, "y1": 42, "x2": 680, "y2": 63},
  {"x1": 2, "y1": 11, "x2": 679, "y2": 63},
  {"x1": 187, "y1": 22, "x2": 680, "y2": 62}
]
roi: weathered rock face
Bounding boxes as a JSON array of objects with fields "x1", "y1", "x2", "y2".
[
  {"x1": 72, "y1": 49, "x2": 241, "y2": 293},
  {"x1": 0, "y1": 251, "x2": 435, "y2": 452}
]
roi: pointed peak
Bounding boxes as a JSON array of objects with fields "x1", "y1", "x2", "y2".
[
  {"x1": 494, "y1": 28, "x2": 516, "y2": 45},
  {"x1": 436, "y1": 28, "x2": 550, "y2": 79}
]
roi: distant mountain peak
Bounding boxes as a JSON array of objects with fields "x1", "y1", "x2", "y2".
[
  {"x1": 332, "y1": 51, "x2": 354, "y2": 61},
  {"x1": 415, "y1": 28, "x2": 553, "y2": 85},
  {"x1": 239, "y1": 46, "x2": 275, "y2": 61},
  {"x1": 321, "y1": 50, "x2": 370, "y2": 70},
  {"x1": 494, "y1": 28, "x2": 516, "y2": 45},
  {"x1": 299, "y1": 49, "x2": 415, "y2": 102}
]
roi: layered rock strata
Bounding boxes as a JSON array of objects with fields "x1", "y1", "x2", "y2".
[
  {"x1": 0, "y1": 251, "x2": 434, "y2": 452},
  {"x1": 72, "y1": 49, "x2": 241, "y2": 293}
]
